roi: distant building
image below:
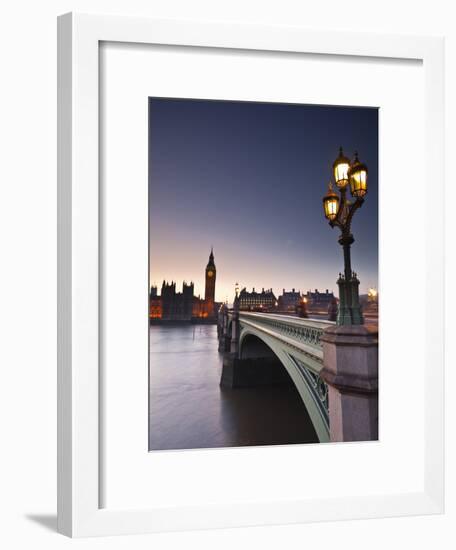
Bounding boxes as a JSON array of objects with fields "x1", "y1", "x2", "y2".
[
  {"x1": 149, "y1": 290, "x2": 162, "y2": 319},
  {"x1": 306, "y1": 289, "x2": 335, "y2": 310},
  {"x1": 278, "y1": 288, "x2": 301, "y2": 312},
  {"x1": 203, "y1": 248, "x2": 216, "y2": 319},
  {"x1": 149, "y1": 249, "x2": 218, "y2": 322},
  {"x1": 367, "y1": 288, "x2": 378, "y2": 304},
  {"x1": 160, "y1": 281, "x2": 194, "y2": 320},
  {"x1": 239, "y1": 287, "x2": 277, "y2": 311},
  {"x1": 361, "y1": 288, "x2": 378, "y2": 319}
]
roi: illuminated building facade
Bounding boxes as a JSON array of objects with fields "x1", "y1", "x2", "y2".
[
  {"x1": 149, "y1": 249, "x2": 218, "y2": 322},
  {"x1": 238, "y1": 287, "x2": 277, "y2": 311},
  {"x1": 149, "y1": 285, "x2": 162, "y2": 319}
]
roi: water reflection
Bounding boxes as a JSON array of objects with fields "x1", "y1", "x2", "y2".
[{"x1": 149, "y1": 324, "x2": 317, "y2": 451}]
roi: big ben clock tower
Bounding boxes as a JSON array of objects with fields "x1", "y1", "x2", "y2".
[{"x1": 204, "y1": 247, "x2": 216, "y2": 316}]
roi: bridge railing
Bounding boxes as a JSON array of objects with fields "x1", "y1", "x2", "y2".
[{"x1": 238, "y1": 312, "x2": 333, "y2": 354}]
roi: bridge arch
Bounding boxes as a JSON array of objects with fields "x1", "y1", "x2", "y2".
[
  {"x1": 240, "y1": 333, "x2": 277, "y2": 359},
  {"x1": 239, "y1": 327, "x2": 329, "y2": 442}
]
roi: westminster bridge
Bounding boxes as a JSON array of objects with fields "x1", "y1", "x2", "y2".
[{"x1": 217, "y1": 307, "x2": 378, "y2": 443}]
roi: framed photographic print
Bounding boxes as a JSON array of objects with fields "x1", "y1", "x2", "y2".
[
  {"x1": 147, "y1": 97, "x2": 378, "y2": 449},
  {"x1": 58, "y1": 13, "x2": 444, "y2": 537}
]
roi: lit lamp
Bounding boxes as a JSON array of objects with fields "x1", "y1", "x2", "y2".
[
  {"x1": 322, "y1": 147, "x2": 370, "y2": 326},
  {"x1": 299, "y1": 296, "x2": 308, "y2": 318},
  {"x1": 333, "y1": 146, "x2": 350, "y2": 189},
  {"x1": 323, "y1": 181, "x2": 340, "y2": 221},
  {"x1": 348, "y1": 152, "x2": 368, "y2": 198}
]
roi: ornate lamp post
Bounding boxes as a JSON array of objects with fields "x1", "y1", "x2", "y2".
[{"x1": 323, "y1": 147, "x2": 368, "y2": 325}]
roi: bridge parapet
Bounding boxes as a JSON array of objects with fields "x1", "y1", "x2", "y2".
[
  {"x1": 233, "y1": 312, "x2": 333, "y2": 374},
  {"x1": 239, "y1": 312, "x2": 331, "y2": 352}
]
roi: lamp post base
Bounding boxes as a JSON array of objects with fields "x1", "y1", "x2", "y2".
[{"x1": 337, "y1": 273, "x2": 364, "y2": 326}]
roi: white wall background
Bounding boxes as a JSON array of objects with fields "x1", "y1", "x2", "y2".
[{"x1": 0, "y1": 1, "x2": 454, "y2": 548}]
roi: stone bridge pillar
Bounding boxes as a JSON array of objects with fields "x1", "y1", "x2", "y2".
[
  {"x1": 217, "y1": 305, "x2": 231, "y2": 352},
  {"x1": 230, "y1": 297, "x2": 240, "y2": 356},
  {"x1": 220, "y1": 297, "x2": 242, "y2": 388},
  {"x1": 217, "y1": 306, "x2": 225, "y2": 339},
  {"x1": 320, "y1": 324, "x2": 378, "y2": 442}
]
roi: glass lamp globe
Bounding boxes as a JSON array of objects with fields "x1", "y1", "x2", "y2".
[
  {"x1": 348, "y1": 152, "x2": 368, "y2": 198},
  {"x1": 333, "y1": 147, "x2": 351, "y2": 189},
  {"x1": 323, "y1": 182, "x2": 340, "y2": 221}
]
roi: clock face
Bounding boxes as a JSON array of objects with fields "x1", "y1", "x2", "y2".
[{"x1": 207, "y1": 270, "x2": 214, "y2": 278}]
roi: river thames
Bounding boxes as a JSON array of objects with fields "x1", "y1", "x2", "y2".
[{"x1": 149, "y1": 324, "x2": 318, "y2": 451}]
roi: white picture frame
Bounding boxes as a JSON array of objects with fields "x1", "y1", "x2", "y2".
[{"x1": 57, "y1": 12, "x2": 444, "y2": 537}]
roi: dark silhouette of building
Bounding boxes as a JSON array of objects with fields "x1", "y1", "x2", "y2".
[
  {"x1": 239, "y1": 287, "x2": 277, "y2": 311},
  {"x1": 160, "y1": 281, "x2": 194, "y2": 320},
  {"x1": 278, "y1": 288, "x2": 302, "y2": 312},
  {"x1": 204, "y1": 247, "x2": 216, "y2": 318},
  {"x1": 149, "y1": 249, "x2": 218, "y2": 322},
  {"x1": 305, "y1": 289, "x2": 335, "y2": 311}
]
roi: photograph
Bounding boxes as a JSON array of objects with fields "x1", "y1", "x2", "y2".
[{"x1": 148, "y1": 97, "x2": 378, "y2": 450}]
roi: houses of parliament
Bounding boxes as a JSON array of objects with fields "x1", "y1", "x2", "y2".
[{"x1": 149, "y1": 249, "x2": 219, "y2": 323}]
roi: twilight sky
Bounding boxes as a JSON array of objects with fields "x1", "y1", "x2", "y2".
[{"x1": 149, "y1": 98, "x2": 378, "y2": 302}]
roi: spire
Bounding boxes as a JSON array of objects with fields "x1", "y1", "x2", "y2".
[{"x1": 207, "y1": 246, "x2": 215, "y2": 268}]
